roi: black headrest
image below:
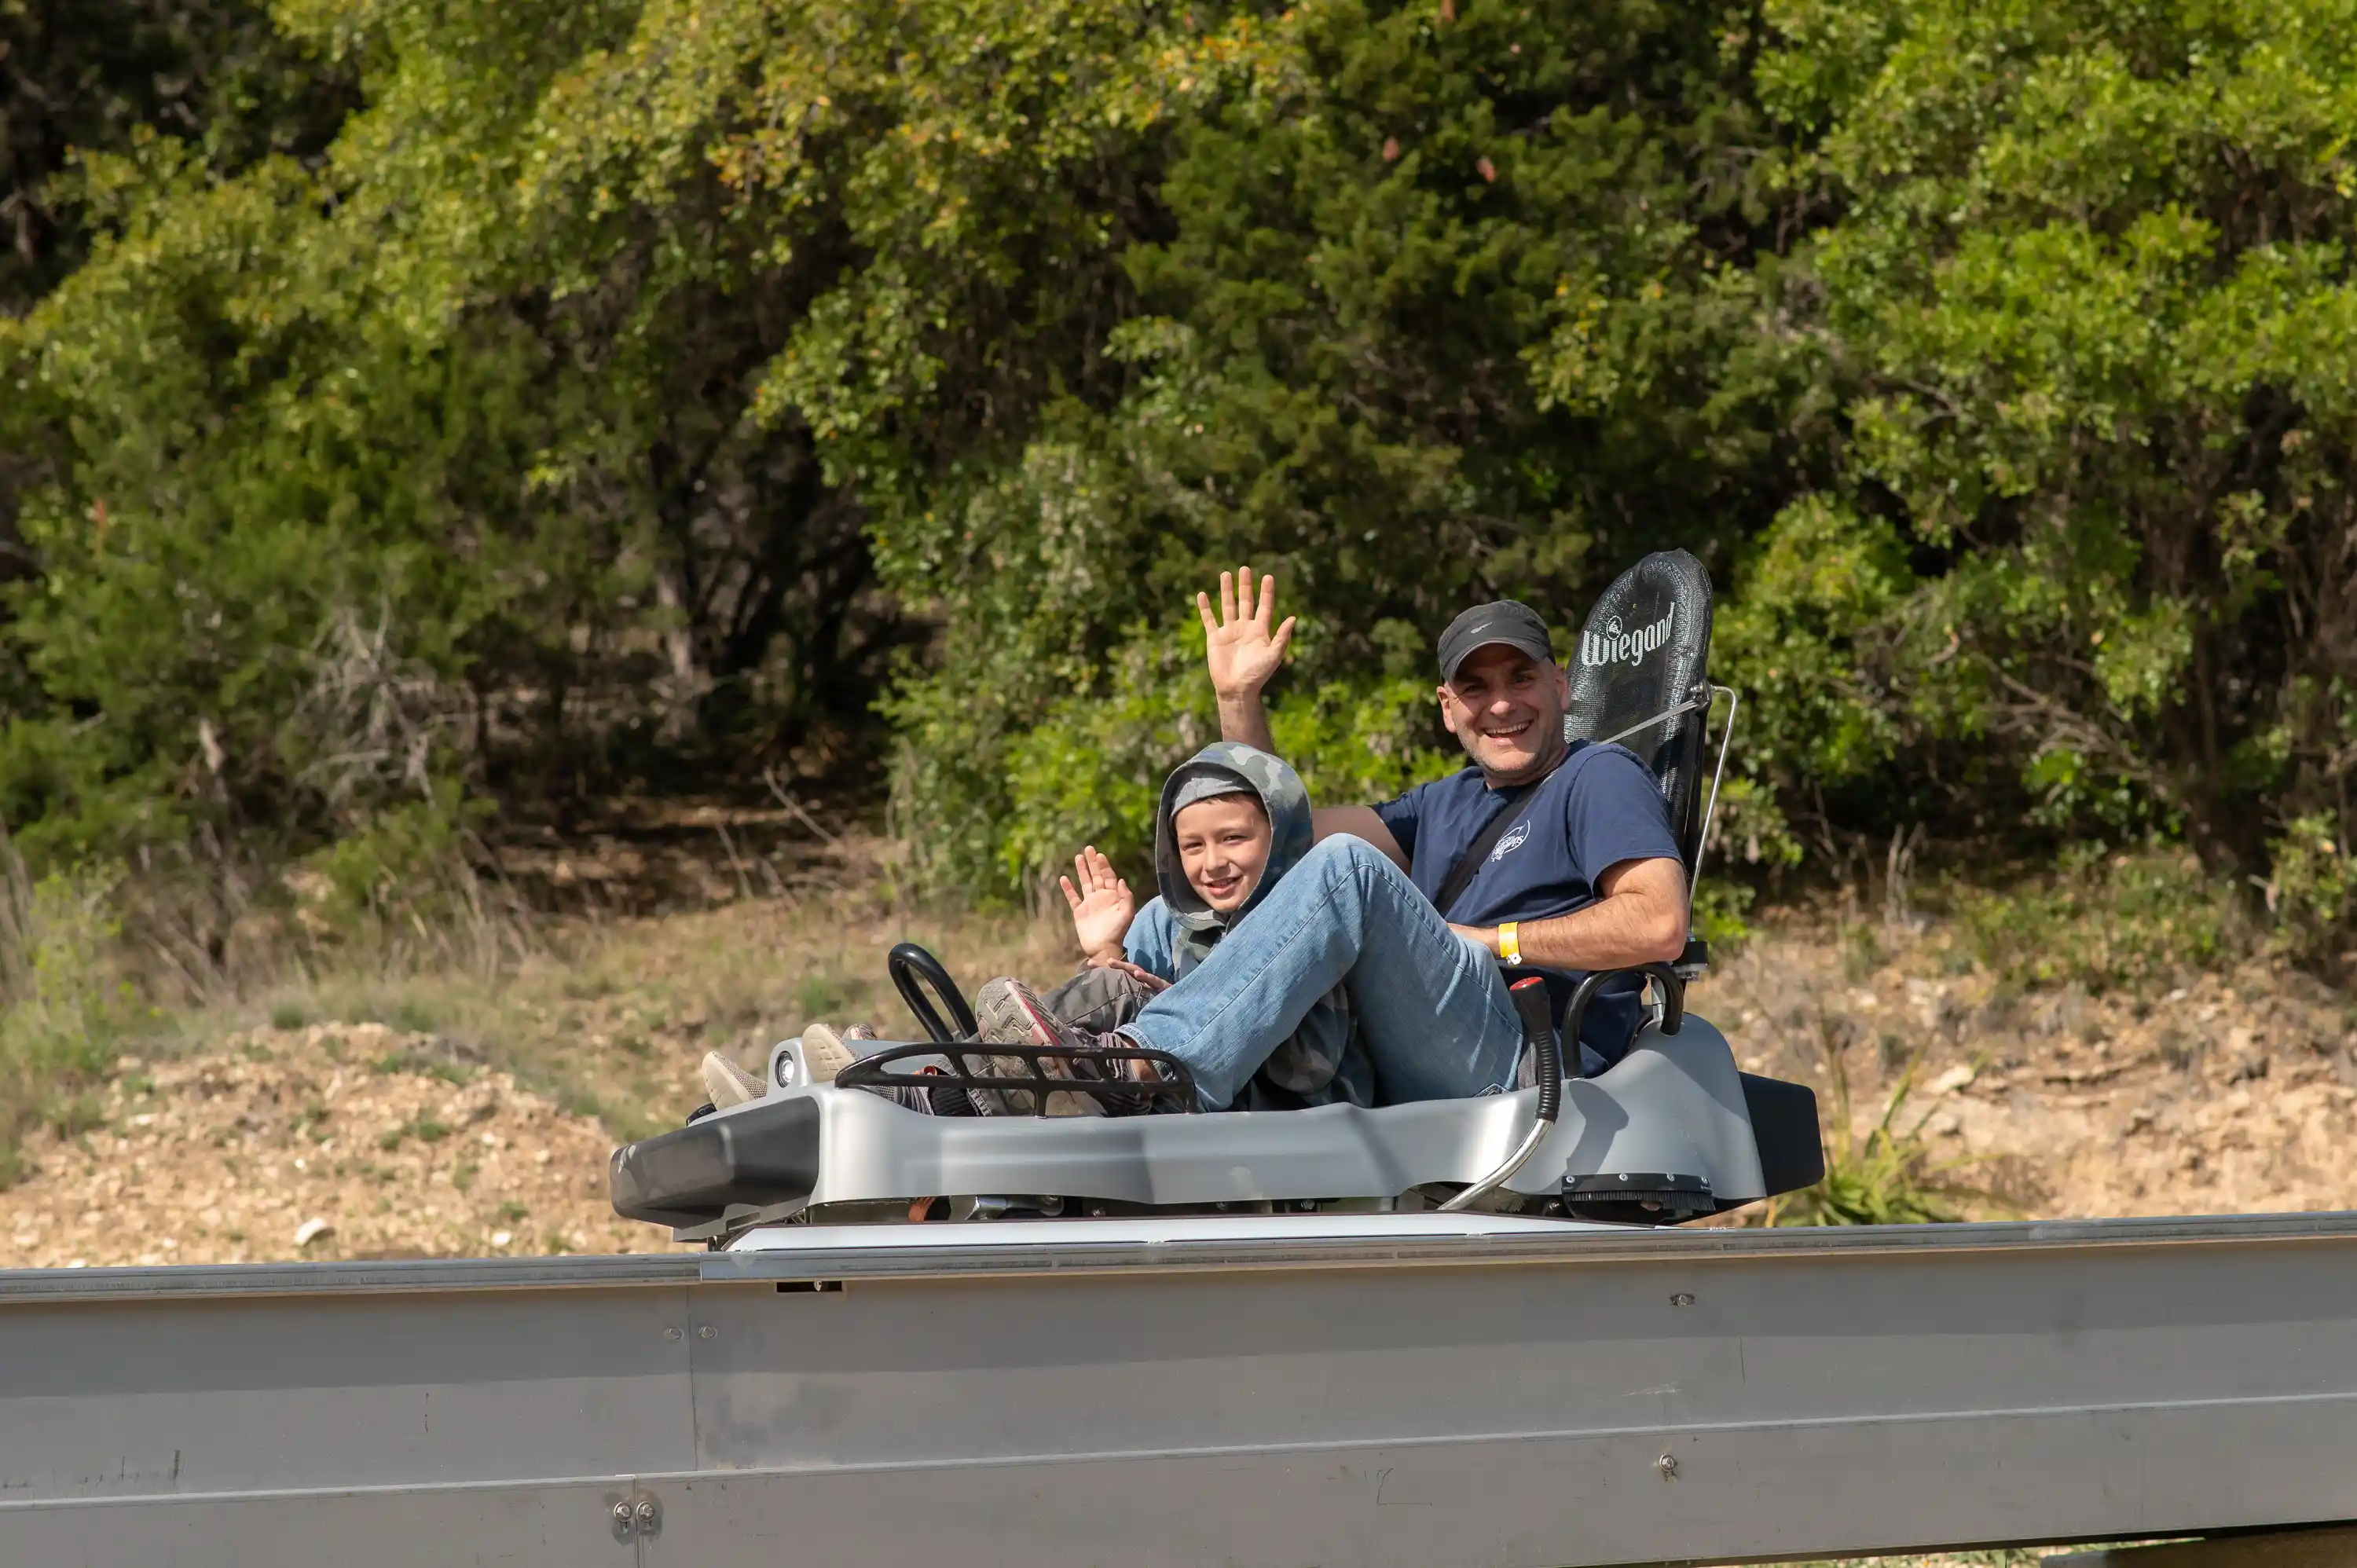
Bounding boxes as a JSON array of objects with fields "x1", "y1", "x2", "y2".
[{"x1": 1564, "y1": 550, "x2": 1714, "y2": 871}]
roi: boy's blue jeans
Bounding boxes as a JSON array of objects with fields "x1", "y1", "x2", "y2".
[{"x1": 1120, "y1": 836, "x2": 1523, "y2": 1111}]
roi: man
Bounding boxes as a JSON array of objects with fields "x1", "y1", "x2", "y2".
[{"x1": 982, "y1": 567, "x2": 1688, "y2": 1110}]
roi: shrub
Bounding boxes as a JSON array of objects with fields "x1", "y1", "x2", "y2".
[
  {"x1": 2264, "y1": 812, "x2": 2357, "y2": 962},
  {"x1": 0, "y1": 846, "x2": 133, "y2": 1185},
  {"x1": 1766, "y1": 1017, "x2": 1999, "y2": 1227},
  {"x1": 1950, "y1": 844, "x2": 2242, "y2": 995},
  {"x1": 289, "y1": 785, "x2": 530, "y2": 976}
]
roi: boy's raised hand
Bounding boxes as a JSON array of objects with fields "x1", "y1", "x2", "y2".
[
  {"x1": 1060, "y1": 845, "x2": 1136, "y2": 963},
  {"x1": 1197, "y1": 567, "x2": 1296, "y2": 701}
]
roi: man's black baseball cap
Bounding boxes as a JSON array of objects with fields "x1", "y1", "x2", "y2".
[{"x1": 1436, "y1": 600, "x2": 1556, "y2": 681}]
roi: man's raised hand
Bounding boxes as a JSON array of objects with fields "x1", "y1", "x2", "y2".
[
  {"x1": 1060, "y1": 845, "x2": 1137, "y2": 964},
  {"x1": 1197, "y1": 567, "x2": 1296, "y2": 701}
]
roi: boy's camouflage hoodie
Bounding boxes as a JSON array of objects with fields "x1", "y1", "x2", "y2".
[{"x1": 1121, "y1": 742, "x2": 1373, "y2": 1110}]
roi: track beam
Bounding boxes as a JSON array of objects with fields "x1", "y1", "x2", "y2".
[{"x1": 5, "y1": 1213, "x2": 2357, "y2": 1567}]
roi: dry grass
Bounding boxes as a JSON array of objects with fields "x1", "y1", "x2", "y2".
[
  {"x1": 0, "y1": 826, "x2": 1097, "y2": 1262},
  {"x1": 0, "y1": 823, "x2": 1082, "y2": 1189},
  {"x1": 135, "y1": 862, "x2": 1075, "y2": 1146}
]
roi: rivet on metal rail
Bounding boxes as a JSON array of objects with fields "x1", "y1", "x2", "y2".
[
  {"x1": 698, "y1": 1324, "x2": 716, "y2": 1339},
  {"x1": 664, "y1": 1326, "x2": 683, "y2": 1342},
  {"x1": 1656, "y1": 1454, "x2": 1679, "y2": 1481},
  {"x1": 610, "y1": 1493, "x2": 664, "y2": 1541},
  {"x1": 1670, "y1": 1292, "x2": 1695, "y2": 1306}
]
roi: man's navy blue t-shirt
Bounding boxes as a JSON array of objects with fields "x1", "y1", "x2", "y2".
[{"x1": 1371, "y1": 742, "x2": 1681, "y2": 1071}]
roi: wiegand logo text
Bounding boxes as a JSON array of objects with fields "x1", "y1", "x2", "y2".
[{"x1": 1581, "y1": 606, "x2": 1673, "y2": 669}]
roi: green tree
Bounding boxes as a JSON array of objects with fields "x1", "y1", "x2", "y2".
[
  {"x1": 888, "y1": 0, "x2": 1834, "y2": 892},
  {"x1": 2, "y1": 0, "x2": 351, "y2": 313},
  {"x1": 9, "y1": 0, "x2": 2357, "y2": 966},
  {"x1": 0, "y1": 0, "x2": 910, "y2": 881},
  {"x1": 1758, "y1": 0, "x2": 2357, "y2": 938}
]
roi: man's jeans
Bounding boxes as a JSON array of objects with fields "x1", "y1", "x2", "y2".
[{"x1": 1120, "y1": 836, "x2": 1523, "y2": 1111}]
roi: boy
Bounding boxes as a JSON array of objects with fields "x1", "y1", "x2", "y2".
[
  {"x1": 701, "y1": 742, "x2": 1366, "y2": 1115},
  {"x1": 981, "y1": 741, "x2": 1368, "y2": 1113}
]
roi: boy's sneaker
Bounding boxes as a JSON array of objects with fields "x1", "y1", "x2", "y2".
[
  {"x1": 800, "y1": 1023, "x2": 860, "y2": 1083},
  {"x1": 971, "y1": 980, "x2": 1197, "y2": 1112},
  {"x1": 699, "y1": 1052, "x2": 766, "y2": 1109},
  {"x1": 972, "y1": 976, "x2": 1037, "y2": 1056},
  {"x1": 699, "y1": 1017, "x2": 875, "y2": 1110},
  {"x1": 963, "y1": 976, "x2": 1139, "y2": 1117}
]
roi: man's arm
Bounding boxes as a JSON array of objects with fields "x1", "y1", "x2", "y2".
[
  {"x1": 1310, "y1": 806, "x2": 1409, "y2": 870},
  {"x1": 1452, "y1": 857, "x2": 1687, "y2": 970},
  {"x1": 1199, "y1": 568, "x2": 1291, "y2": 753}
]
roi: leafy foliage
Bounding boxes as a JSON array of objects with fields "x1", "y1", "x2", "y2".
[
  {"x1": 1951, "y1": 844, "x2": 2242, "y2": 995},
  {"x1": 3, "y1": 0, "x2": 2357, "y2": 962},
  {"x1": 0, "y1": 0, "x2": 905, "y2": 881},
  {"x1": 882, "y1": 0, "x2": 1827, "y2": 888},
  {"x1": 1750, "y1": 0, "x2": 2357, "y2": 927},
  {"x1": 1, "y1": 0, "x2": 354, "y2": 313}
]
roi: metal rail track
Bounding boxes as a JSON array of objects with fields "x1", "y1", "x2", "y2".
[{"x1": 5, "y1": 1211, "x2": 2356, "y2": 1567}]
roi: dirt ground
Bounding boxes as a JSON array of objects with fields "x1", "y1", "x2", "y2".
[
  {"x1": 2, "y1": 878, "x2": 2353, "y2": 1270},
  {"x1": 0, "y1": 1023, "x2": 666, "y2": 1268},
  {"x1": 0, "y1": 877, "x2": 1060, "y2": 1269},
  {"x1": 1717, "y1": 919, "x2": 2357, "y2": 1221}
]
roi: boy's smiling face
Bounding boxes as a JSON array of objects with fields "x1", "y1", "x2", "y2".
[{"x1": 1172, "y1": 793, "x2": 1273, "y2": 914}]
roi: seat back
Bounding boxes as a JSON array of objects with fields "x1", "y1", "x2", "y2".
[{"x1": 1564, "y1": 549, "x2": 1714, "y2": 873}]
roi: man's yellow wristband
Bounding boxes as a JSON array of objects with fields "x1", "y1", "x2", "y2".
[{"x1": 1497, "y1": 921, "x2": 1522, "y2": 966}]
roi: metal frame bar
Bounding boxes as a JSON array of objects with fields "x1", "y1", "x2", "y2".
[
  {"x1": 13, "y1": 1209, "x2": 2357, "y2": 1303},
  {"x1": 6, "y1": 1212, "x2": 2357, "y2": 1566},
  {"x1": 1690, "y1": 681, "x2": 1740, "y2": 903}
]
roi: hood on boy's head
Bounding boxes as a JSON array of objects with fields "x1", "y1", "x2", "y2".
[{"x1": 1154, "y1": 742, "x2": 1311, "y2": 937}]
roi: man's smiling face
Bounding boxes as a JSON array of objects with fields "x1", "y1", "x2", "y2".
[{"x1": 1438, "y1": 644, "x2": 1571, "y2": 786}]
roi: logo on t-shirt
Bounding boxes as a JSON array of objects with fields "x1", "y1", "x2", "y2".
[
  {"x1": 1489, "y1": 819, "x2": 1531, "y2": 863},
  {"x1": 1582, "y1": 606, "x2": 1674, "y2": 669}
]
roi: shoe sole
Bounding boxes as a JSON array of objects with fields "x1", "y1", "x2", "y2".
[
  {"x1": 801, "y1": 1024, "x2": 856, "y2": 1083},
  {"x1": 1007, "y1": 984, "x2": 1105, "y2": 1117},
  {"x1": 700, "y1": 1051, "x2": 765, "y2": 1108},
  {"x1": 973, "y1": 980, "x2": 1037, "y2": 1044},
  {"x1": 1008, "y1": 984, "x2": 1073, "y2": 1048},
  {"x1": 958, "y1": 979, "x2": 1102, "y2": 1117}
]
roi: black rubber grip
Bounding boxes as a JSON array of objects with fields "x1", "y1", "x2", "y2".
[{"x1": 1510, "y1": 975, "x2": 1563, "y2": 1123}]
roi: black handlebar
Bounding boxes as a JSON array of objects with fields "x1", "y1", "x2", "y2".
[
  {"x1": 1557, "y1": 962, "x2": 1686, "y2": 1076},
  {"x1": 888, "y1": 942, "x2": 979, "y2": 1044}
]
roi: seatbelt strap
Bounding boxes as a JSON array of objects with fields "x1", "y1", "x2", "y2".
[{"x1": 1433, "y1": 780, "x2": 1539, "y2": 920}]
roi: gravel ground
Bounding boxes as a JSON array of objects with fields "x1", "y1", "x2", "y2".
[
  {"x1": 0, "y1": 1022, "x2": 674, "y2": 1267},
  {"x1": 1718, "y1": 928, "x2": 2357, "y2": 1219}
]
